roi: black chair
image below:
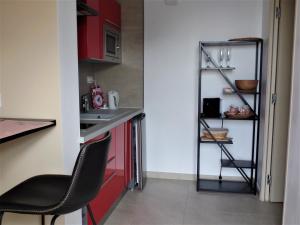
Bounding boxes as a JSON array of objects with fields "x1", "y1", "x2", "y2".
[{"x1": 0, "y1": 132, "x2": 111, "y2": 225}]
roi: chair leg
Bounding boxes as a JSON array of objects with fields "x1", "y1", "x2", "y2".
[
  {"x1": 87, "y1": 204, "x2": 97, "y2": 225},
  {"x1": 0, "y1": 212, "x2": 3, "y2": 225},
  {"x1": 50, "y1": 215, "x2": 59, "y2": 225},
  {"x1": 41, "y1": 215, "x2": 45, "y2": 225}
]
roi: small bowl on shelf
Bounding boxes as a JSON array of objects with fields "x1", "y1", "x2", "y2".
[
  {"x1": 235, "y1": 80, "x2": 258, "y2": 91},
  {"x1": 225, "y1": 111, "x2": 238, "y2": 117},
  {"x1": 223, "y1": 87, "x2": 234, "y2": 94},
  {"x1": 229, "y1": 105, "x2": 239, "y2": 114},
  {"x1": 224, "y1": 111, "x2": 255, "y2": 119}
]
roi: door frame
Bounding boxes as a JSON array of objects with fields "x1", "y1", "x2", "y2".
[
  {"x1": 260, "y1": 0, "x2": 295, "y2": 202},
  {"x1": 259, "y1": 0, "x2": 279, "y2": 202}
]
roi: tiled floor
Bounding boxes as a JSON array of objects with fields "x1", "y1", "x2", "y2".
[{"x1": 104, "y1": 178, "x2": 283, "y2": 225}]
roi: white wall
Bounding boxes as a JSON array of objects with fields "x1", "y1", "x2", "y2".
[
  {"x1": 144, "y1": 0, "x2": 263, "y2": 176},
  {"x1": 0, "y1": 1, "x2": 81, "y2": 224},
  {"x1": 283, "y1": 0, "x2": 300, "y2": 223},
  {"x1": 57, "y1": 1, "x2": 81, "y2": 224},
  {"x1": 0, "y1": 1, "x2": 64, "y2": 224}
]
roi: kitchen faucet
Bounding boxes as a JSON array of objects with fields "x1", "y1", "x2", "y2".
[{"x1": 81, "y1": 94, "x2": 90, "y2": 113}]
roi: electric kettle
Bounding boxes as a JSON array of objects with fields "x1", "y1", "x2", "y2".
[{"x1": 108, "y1": 90, "x2": 120, "y2": 109}]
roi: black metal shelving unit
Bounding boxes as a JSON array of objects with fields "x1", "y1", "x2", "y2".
[{"x1": 197, "y1": 40, "x2": 263, "y2": 194}]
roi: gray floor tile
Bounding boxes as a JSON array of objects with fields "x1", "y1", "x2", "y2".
[
  {"x1": 104, "y1": 207, "x2": 134, "y2": 225},
  {"x1": 104, "y1": 179, "x2": 282, "y2": 225},
  {"x1": 183, "y1": 210, "x2": 282, "y2": 225}
]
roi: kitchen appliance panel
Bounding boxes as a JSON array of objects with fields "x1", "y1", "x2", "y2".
[
  {"x1": 103, "y1": 24, "x2": 121, "y2": 63},
  {"x1": 108, "y1": 90, "x2": 120, "y2": 109},
  {"x1": 132, "y1": 113, "x2": 146, "y2": 190},
  {"x1": 203, "y1": 98, "x2": 221, "y2": 118}
]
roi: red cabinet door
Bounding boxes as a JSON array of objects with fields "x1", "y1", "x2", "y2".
[
  {"x1": 108, "y1": 128, "x2": 116, "y2": 160},
  {"x1": 84, "y1": 130, "x2": 115, "y2": 161},
  {"x1": 100, "y1": 0, "x2": 121, "y2": 28},
  {"x1": 78, "y1": 0, "x2": 121, "y2": 61},
  {"x1": 87, "y1": 124, "x2": 126, "y2": 225},
  {"x1": 78, "y1": 0, "x2": 102, "y2": 60},
  {"x1": 115, "y1": 123, "x2": 125, "y2": 193},
  {"x1": 103, "y1": 158, "x2": 116, "y2": 182}
]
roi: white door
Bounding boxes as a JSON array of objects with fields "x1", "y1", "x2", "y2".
[
  {"x1": 267, "y1": 0, "x2": 295, "y2": 202},
  {"x1": 282, "y1": 1, "x2": 300, "y2": 223}
]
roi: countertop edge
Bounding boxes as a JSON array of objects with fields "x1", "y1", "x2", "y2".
[
  {"x1": 0, "y1": 119, "x2": 56, "y2": 144},
  {"x1": 80, "y1": 109, "x2": 143, "y2": 143}
]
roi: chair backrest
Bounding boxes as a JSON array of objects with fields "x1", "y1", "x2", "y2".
[{"x1": 52, "y1": 132, "x2": 111, "y2": 214}]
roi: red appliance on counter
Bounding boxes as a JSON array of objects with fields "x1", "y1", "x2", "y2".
[{"x1": 91, "y1": 85, "x2": 104, "y2": 109}]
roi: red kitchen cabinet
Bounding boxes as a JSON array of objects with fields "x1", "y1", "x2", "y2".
[
  {"x1": 77, "y1": 0, "x2": 102, "y2": 60},
  {"x1": 108, "y1": 128, "x2": 116, "y2": 161},
  {"x1": 87, "y1": 123, "x2": 127, "y2": 225},
  {"x1": 114, "y1": 123, "x2": 125, "y2": 195},
  {"x1": 88, "y1": 172, "x2": 120, "y2": 224},
  {"x1": 104, "y1": 158, "x2": 116, "y2": 182},
  {"x1": 100, "y1": 0, "x2": 121, "y2": 28},
  {"x1": 85, "y1": 129, "x2": 116, "y2": 161},
  {"x1": 84, "y1": 129, "x2": 116, "y2": 186},
  {"x1": 77, "y1": 0, "x2": 121, "y2": 61}
]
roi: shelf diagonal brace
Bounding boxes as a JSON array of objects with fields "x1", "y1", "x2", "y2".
[
  {"x1": 201, "y1": 120, "x2": 249, "y2": 180},
  {"x1": 200, "y1": 44, "x2": 257, "y2": 116},
  {"x1": 200, "y1": 119, "x2": 251, "y2": 184}
]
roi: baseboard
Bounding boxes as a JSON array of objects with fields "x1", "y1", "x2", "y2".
[
  {"x1": 146, "y1": 171, "x2": 244, "y2": 182},
  {"x1": 146, "y1": 171, "x2": 195, "y2": 180}
]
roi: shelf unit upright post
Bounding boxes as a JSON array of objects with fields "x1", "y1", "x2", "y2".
[{"x1": 196, "y1": 40, "x2": 263, "y2": 194}]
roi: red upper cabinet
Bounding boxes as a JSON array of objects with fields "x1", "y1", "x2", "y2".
[
  {"x1": 100, "y1": 0, "x2": 121, "y2": 28},
  {"x1": 77, "y1": 0, "x2": 121, "y2": 62},
  {"x1": 77, "y1": 0, "x2": 102, "y2": 60}
]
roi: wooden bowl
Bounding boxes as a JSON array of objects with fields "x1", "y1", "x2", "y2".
[{"x1": 235, "y1": 80, "x2": 258, "y2": 91}]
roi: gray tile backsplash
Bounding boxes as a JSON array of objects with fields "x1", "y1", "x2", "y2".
[{"x1": 79, "y1": 61, "x2": 95, "y2": 98}]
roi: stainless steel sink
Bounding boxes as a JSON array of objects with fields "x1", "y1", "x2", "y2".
[
  {"x1": 80, "y1": 123, "x2": 97, "y2": 129},
  {"x1": 80, "y1": 109, "x2": 129, "y2": 121},
  {"x1": 80, "y1": 113, "x2": 116, "y2": 121}
]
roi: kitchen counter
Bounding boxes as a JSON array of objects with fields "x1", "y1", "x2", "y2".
[
  {"x1": 80, "y1": 108, "x2": 143, "y2": 143},
  {"x1": 0, "y1": 118, "x2": 56, "y2": 144}
]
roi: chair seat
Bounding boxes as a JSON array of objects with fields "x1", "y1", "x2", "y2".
[{"x1": 0, "y1": 175, "x2": 71, "y2": 214}]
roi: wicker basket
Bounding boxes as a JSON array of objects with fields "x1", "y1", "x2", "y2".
[
  {"x1": 224, "y1": 111, "x2": 255, "y2": 119},
  {"x1": 202, "y1": 128, "x2": 228, "y2": 140}
]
